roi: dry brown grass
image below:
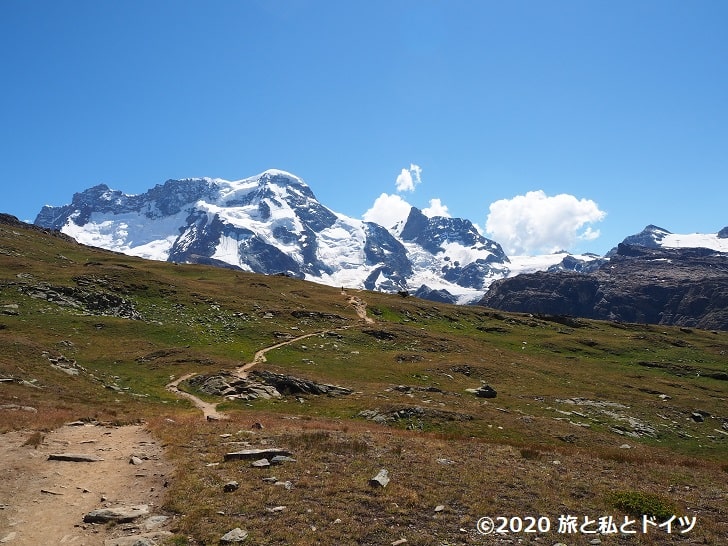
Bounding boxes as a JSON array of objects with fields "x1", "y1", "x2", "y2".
[{"x1": 147, "y1": 411, "x2": 727, "y2": 545}]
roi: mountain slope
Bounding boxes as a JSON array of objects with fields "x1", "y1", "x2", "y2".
[
  {"x1": 481, "y1": 242, "x2": 728, "y2": 330},
  {"x1": 2, "y1": 213, "x2": 727, "y2": 544}
]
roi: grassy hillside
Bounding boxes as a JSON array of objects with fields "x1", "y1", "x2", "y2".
[{"x1": 1, "y1": 217, "x2": 726, "y2": 544}]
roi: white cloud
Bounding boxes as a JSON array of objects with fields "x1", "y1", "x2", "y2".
[
  {"x1": 363, "y1": 193, "x2": 413, "y2": 229},
  {"x1": 395, "y1": 163, "x2": 423, "y2": 192},
  {"x1": 485, "y1": 190, "x2": 606, "y2": 255},
  {"x1": 422, "y1": 198, "x2": 450, "y2": 218}
]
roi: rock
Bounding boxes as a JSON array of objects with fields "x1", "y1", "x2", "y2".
[
  {"x1": 369, "y1": 469, "x2": 390, "y2": 488},
  {"x1": 48, "y1": 453, "x2": 104, "y2": 462},
  {"x1": 141, "y1": 515, "x2": 170, "y2": 530},
  {"x1": 224, "y1": 448, "x2": 293, "y2": 462},
  {"x1": 251, "y1": 459, "x2": 271, "y2": 468},
  {"x1": 251, "y1": 370, "x2": 353, "y2": 396},
  {"x1": 220, "y1": 527, "x2": 249, "y2": 543},
  {"x1": 691, "y1": 412, "x2": 705, "y2": 423},
  {"x1": 391, "y1": 539, "x2": 408, "y2": 546},
  {"x1": 467, "y1": 384, "x2": 497, "y2": 398},
  {"x1": 223, "y1": 481, "x2": 239, "y2": 492},
  {"x1": 0, "y1": 404, "x2": 38, "y2": 413},
  {"x1": 104, "y1": 536, "x2": 162, "y2": 546},
  {"x1": 434, "y1": 505, "x2": 445, "y2": 512},
  {"x1": 129, "y1": 456, "x2": 144, "y2": 465},
  {"x1": 270, "y1": 455, "x2": 296, "y2": 465},
  {"x1": 83, "y1": 505, "x2": 149, "y2": 523}
]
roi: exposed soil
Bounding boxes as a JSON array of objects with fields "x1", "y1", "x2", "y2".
[{"x1": 0, "y1": 423, "x2": 172, "y2": 546}]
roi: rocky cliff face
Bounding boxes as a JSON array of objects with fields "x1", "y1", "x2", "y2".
[{"x1": 480, "y1": 243, "x2": 728, "y2": 330}]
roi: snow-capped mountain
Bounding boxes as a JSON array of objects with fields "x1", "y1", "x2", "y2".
[
  {"x1": 34, "y1": 170, "x2": 510, "y2": 303},
  {"x1": 614, "y1": 224, "x2": 728, "y2": 253},
  {"x1": 33, "y1": 170, "x2": 727, "y2": 306}
]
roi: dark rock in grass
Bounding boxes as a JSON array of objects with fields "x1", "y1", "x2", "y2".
[
  {"x1": 224, "y1": 448, "x2": 293, "y2": 462},
  {"x1": 223, "y1": 481, "x2": 239, "y2": 492},
  {"x1": 251, "y1": 370, "x2": 353, "y2": 396},
  {"x1": 466, "y1": 384, "x2": 497, "y2": 398}
]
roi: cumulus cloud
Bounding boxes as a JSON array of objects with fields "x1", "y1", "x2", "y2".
[
  {"x1": 395, "y1": 163, "x2": 423, "y2": 192},
  {"x1": 485, "y1": 190, "x2": 606, "y2": 255},
  {"x1": 363, "y1": 193, "x2": 413, "y2": 229},
  {"x1": 422, "y1": 198, "x2": 450, "y2": 218}
]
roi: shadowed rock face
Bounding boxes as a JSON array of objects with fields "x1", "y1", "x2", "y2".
[{"x1": 480, "y1": 244, "x2": 728, "y2": 331}]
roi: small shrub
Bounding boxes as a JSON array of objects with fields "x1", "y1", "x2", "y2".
[
  {"x1": 520, "y1": 447, "x2": 542, "y2": 460},
  {"x1": 607, "y1": 490, "x2": 676, "y2": 519},
  {"x1": 22, "y1": 431, "x2": 45, "y2": 449}
]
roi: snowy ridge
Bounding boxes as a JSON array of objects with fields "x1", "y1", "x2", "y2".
[{"x1": 33, "y1": 172, "x2": 726, "y2": 305}]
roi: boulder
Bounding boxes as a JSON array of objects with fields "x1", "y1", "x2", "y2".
[
  {"x1": 84, "y1": 505, "x2": 149, "y2": 523},
  {"x1": 369, "y1": 469, "x2": 390, "y2": 488}
]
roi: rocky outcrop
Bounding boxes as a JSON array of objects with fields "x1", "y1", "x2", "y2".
[
  {"x1": 480, "y1": 244, "x2": 728, "y2": 331},
  {"x1": 187, "y1": 370, "x2": 353, "y2": 400},
  {"x1": 250, "y1": 370, "x2": 353, "y2": 396},
  {"x1": 15, "y1": 282, "x2": 142, "y2": 319}
]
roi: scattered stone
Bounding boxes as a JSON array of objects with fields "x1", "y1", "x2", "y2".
[
  {"x1": 142, "y1": 515, "x2": 170, "y2": 530},
  {"x1": 466, "y1": 384, "x2": 497, "y2": 398},
  {"x1": 262, "y1": 477, "x2": 278, "y2": 483},
  {"x1": 48, "y1": 453, "x2": 104, "y2": 462},
  {"x1": 251, "y1": 459, "x2": 271, "y2": 468},
  {"x1": 436, "y1": 458, "x2": 455, "y2": 465},
  {"x1": 40, "y1": 489, "x2": 63, "y2": 495},
  {"x1": 251, "y1": 422, "x2": 264, "y2": 430},
  {"x1": 369, "y1": 469, "x2": 390, "y2": 488},
  {"x1": 0, "y1": 404, "x2": 38, "y2": 413},
  {"x1": 220, "y1": 527, "x2": 249, "y2": 543},
  {"x1": 104, "y1": 531, "x2": 172, "y2": 545},
  {"x1": 619, "y1": 444, "x2": 632, "y2": 449},
  {"x1": 266, "y1": 506, "x2": 287, "y2": 513},
  {"x1": 224, "y1": 448, "x2": 293, "y2": 462},
  {"x1": 270, "y1": 455, "x2": 296, "y2": 465},
  {"x1": 274, "y1": 481, "x2": 293, "y2": 490},
  {"x1": 392, "y1": 539, "x2": 408, "y2": 546},
  {"x1": 129, "y1": 456, "x2": 144, "y2": 465},
  {"x1": 83, "y1": 505, "x2": 149, "y2": 523},
  {"x1": 224, "y1": 481, "x2": 240, "y2": 492},
  {"x1": 434, "y1": 505, "x2": 445, "y2": 512},
  {"x1": 690, "y1": 412, "x2": 705, "y2": 423}
]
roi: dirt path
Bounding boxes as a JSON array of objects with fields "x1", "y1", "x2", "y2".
[
  {"x1": 165, "y1": 291, "x2": 374, "y2": 420},
  {"x1": 167, "y1": 372, "x2": 228, "y2": 421},
  {"x1": 0, "y1": 423, "x2": 172, "y2": 546},
  {"x1": 233, "y1": 330, "x2": 329, "y2": 377}
]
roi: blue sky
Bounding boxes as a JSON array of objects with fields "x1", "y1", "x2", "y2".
[{"x1": 2, "y1": 0, "x2": 726, "y2": 255}]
